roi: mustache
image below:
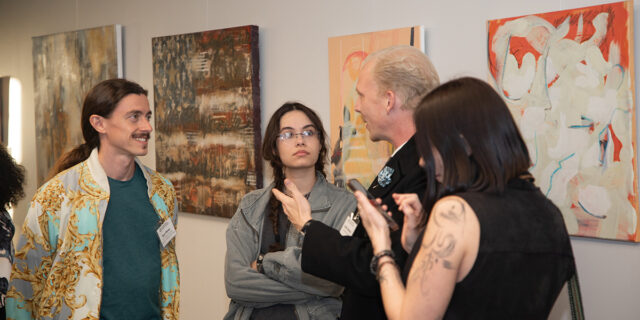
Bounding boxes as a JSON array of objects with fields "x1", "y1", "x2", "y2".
[{"x1": 132, "y1": 133, "x2": 151, "y2": 139}]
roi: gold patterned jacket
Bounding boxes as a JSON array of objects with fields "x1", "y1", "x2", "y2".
[{"x1": 5, "y1": 148, "x2": 180, "y2": 320}]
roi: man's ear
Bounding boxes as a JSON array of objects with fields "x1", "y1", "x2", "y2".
[
  {"x1": 384, "y1": 90, "x2": 397, "y2": 113},
  {"x1": 89, "y1": 115, "x2": 106, "y2": 134}
]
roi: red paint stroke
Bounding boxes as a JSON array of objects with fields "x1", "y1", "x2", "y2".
[
  {"x1": 608, "y1": 123, "x2": 623, "y2": 162},
  {"x1": 342, "y1": 51, "x2": 367, "y2": 72},
  {"x1": 507, "y1": 36, "x2": 542, "y2": 68},
  {"x1": 488, "y1": 1, "x2": 631, "y2": 82},
  {"x1": 547, "y1": 74, "x2": 560, "y2": 88}
]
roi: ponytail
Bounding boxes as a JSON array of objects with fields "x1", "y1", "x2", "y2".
[{"x1": 47, "y1": 143, "x2": 93, "y2": 181}]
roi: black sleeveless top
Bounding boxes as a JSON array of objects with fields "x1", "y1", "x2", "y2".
[{"x1": 403, "y1": 178, "x2": 575, "y2": 319}]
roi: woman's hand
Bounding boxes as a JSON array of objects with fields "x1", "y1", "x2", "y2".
[
  {"x1": 272, "y1": 179, "x2": 312, "y2": 232},
  {"x1": 354, "y1": 191, "x2": 391, "y2": 253},
  {"x1": 393, "y1": 193, "x2": 424, "y2": 253}
]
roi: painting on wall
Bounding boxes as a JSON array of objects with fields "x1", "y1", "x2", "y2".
[
  {"x1": 0, "y1": 77, "x2": 8, "y2": 146},
  {"x1": 33, "y1": 25, "x2": 123, "y2": 186},
  {"x1": 328, "y1": 26, "x2": 424, "y2": 188},
  {"x1": 152, "y1": 25, "x2": 261, "y2": 218},
  {"x1": 488, "y1": 0, "x2": 638, "y2": 241}
]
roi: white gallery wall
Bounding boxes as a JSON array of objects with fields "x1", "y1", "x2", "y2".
[{"x1": 1, "y1": 0, "x2": 639, "y2": 318}]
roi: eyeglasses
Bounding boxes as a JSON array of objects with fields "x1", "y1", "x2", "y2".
[{"x1": 277, "y1": 129, "x2": 317, "y2": 141}]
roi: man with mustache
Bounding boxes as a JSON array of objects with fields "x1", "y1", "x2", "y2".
[
  {"x1": 274, "y1": 45, "x2": 440, "y2": 319},
  {"x1": 7, "y1": 79, "x2": 180, "y2": 320}
]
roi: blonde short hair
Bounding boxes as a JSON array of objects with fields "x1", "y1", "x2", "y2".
[{"x1": 364, "y1": 45, "x2": 440, "y2": 111}]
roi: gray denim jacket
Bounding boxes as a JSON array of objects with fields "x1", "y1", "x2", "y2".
[{"x1": 224, "y1": 174, "x2": 357, "y2": 320}]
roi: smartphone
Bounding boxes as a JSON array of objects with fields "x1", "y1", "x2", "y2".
[{"x1": 347, "y1": 178, "x2": 399, "y2": 231}]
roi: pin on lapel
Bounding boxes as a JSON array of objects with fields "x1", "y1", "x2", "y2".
[{"x1": 377, "y1": 166, "x2": 394, "y2": 187}]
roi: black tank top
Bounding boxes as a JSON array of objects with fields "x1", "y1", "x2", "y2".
[{"x1": 403, "y1": 178, "x2": 575, "y2": 319}]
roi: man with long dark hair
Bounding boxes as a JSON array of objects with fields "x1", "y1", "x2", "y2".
[
  {"x1": 274, "y1": 45, "x2": 440, "y2": 319},
  {"x1": 6, "y1": 79, "x2": 179, "y2": 320}
]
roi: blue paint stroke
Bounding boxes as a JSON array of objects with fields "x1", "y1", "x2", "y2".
[
  {"x1": 545, "y1": 153, "x2": 575, "y2": 197},
  {"x1": 577, "y1": 201, "x2": 607, "y2": 219}
]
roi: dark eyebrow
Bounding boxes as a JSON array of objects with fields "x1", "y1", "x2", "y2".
[
  {"x1": 279, "y1": 124, "x2": 316, "y2": 132},
  {"x1": 126, "y1": 110, "x2": 153, "y2": 117}
]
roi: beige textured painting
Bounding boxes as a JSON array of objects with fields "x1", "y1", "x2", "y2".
[{"x1": 33, "y1": 25, "x2": 122, "y2": 186}]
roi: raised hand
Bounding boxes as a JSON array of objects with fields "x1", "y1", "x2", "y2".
[
  {"x1": 354, "y1": 191, "x2": 392, "y2": 253},
  {"x1": 393, "y1": 193, "x2": 425, "y2": 253},
  {"x1": 272, "y1": 179, "x2": 312, "y2": 231}
]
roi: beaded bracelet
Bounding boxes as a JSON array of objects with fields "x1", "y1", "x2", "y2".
[{"x1": 370, "y1": 250, "x2": 395, "y2": 275}]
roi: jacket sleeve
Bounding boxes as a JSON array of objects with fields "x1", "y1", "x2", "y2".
[
  {"x1": 224, "y1": 205, "x2": 315, "y2": 307},
  {"x1": 261, "y1": 242, "x2": 343, "y2": 297},
  {"x1": 301, "y1": 167, "x2": 426, "y2": 297},
  {"x1": 6, "y1": 199, "x2": 58, "y2": 320}
]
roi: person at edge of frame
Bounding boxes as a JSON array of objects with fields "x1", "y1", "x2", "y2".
[{"x1": 6, "y1": 78, "x2": 179, "y2": 320}]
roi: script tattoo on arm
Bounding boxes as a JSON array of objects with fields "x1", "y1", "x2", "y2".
[{"x1": 409, "y1": 199, "x2": 466, "y2": 295}]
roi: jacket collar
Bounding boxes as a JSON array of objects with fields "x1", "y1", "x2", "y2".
[{"x1": 86, "y1": 147, "x2": 151, "y2": 195}]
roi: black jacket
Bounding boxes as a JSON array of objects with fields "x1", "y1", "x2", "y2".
[{"x1": 301, "y1": 136, "x2": 427, "y2": 320}]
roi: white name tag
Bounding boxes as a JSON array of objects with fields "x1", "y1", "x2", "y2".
[
  {"x1": 157, "y1": 219, "x2": 177, "y2": 247},
  {"x1": 340, "y1": 212, "x2": 359, "y2": 236}
]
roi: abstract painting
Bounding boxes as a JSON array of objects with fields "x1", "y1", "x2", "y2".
[
  {"x1": 152, "y1": 25, "x2": 261, "y2": 218},
  {"x1": 488, "y1": 1, "x2": 638, "y2": 241},
  {"x1": 0, "y1": 77, "x2": 8, "y2": 146},
  {"x1": 33, "y1": 25, "x2": 122, "y2": 185},
  {"x1": 328, "y1": 26, "x2": 424, "y2": 188}
]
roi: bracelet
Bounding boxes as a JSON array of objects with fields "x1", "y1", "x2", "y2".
[
  {"x1": 300, "y1": 220, "x2": 314, "y2": 235},
  {"x1": 256, "y1": 253, "x2": 265, "y2": 273},
  {"x1": 376, "y1": 260, "x2": 397, "y2": 280},
  {"x1": 370, "y1": 250, "x2": 395, "y2": 275}
]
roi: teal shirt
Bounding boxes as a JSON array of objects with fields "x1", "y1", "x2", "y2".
[{"x1": 100, "y1": 164, "x2": 161, "y2": 320}]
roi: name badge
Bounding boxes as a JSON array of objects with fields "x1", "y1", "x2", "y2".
[
  {"x1": 340, "y1": 212, "x2": 359, "y2": 236},
  {"x1": 157, "y1": 219, "x2": 177, "y2": 247}
]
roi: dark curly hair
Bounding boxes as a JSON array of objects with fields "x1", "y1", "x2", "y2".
[{"x1": 0, "y1": 144, "x2": 25, "y2": 210}]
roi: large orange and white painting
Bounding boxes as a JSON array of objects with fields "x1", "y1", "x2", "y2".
[
  {"x1": 488, "y1": 1, "x2": 638, "y2": 241},
  {"x1": 328, "y1": 26, "x2": 423, "y2": 188}
]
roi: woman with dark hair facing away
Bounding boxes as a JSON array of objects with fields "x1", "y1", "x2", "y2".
[
  {"x1": 225, "y1": 102, "x2": 356, "y2": 319},
  {"x1": 7, "y1": 79, "x2": 179, "y2": 320},
  {"x1": 355, "y1": 77, "x2": 576, "y2": 319},
  {"x1": 0, "y1": 144, "x2": 24, "y2": 320}
]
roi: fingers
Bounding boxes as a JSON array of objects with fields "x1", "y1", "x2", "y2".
[
  {"x1": 272, "y1": 187, "x2": 291, "y2": 201},
  {"x1": 284, "y1": 179, "x2": 304, "y2": 199},
  {"x1": 392, "y1": 193, "x2": 422, "y2": 215}
]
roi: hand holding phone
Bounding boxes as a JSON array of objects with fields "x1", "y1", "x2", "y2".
[{"x1": 347, "y1": 179, "x2": 399, "y2": 231}]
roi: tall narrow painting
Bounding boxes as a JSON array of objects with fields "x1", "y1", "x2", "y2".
[
  {"x1": 488, "y1": 1, "x2": 638, "y2": 241},
  {"x1": 329, "y1": 26, "x2": 424, "y2": 188},
  {"x1": 153, "y1": 25, "x2": 261, "y2": 218},
  {"x1": 33, "y1": 25, "x2": 122, "y2": 186}
]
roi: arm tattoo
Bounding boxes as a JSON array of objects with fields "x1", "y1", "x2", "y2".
[{"x1": 409, "y1": 199, "x2": 466, "y2": 295}]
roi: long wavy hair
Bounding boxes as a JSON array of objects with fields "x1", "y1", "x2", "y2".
[
  {"x1": 0, "y1": 144, "x2": 25, "y2": 210},
  {"x1": 48, "y1": 79, "x2": 148, "y2": 180},
  {"x1": 262, "y1": 102, "x2": 328, "y2": 251},
  {"x1": 414, "y1": 77, "x2": 531, "y2": 227}
]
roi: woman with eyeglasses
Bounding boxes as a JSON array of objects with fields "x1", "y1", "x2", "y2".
[
  {"x1": 356, "y1": 78, "x2": 576, "y2": 319},
  {"x1": 225, "y1": 102, "x2": 356, "y2": 319}
]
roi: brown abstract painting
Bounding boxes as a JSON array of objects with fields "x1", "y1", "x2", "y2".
[
  {"x1": 33, "y1": 25, "x2": 122, "y2": 186},
  {"x1": 152, "y1": 25, "x2": 261, "y2": 218}
]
